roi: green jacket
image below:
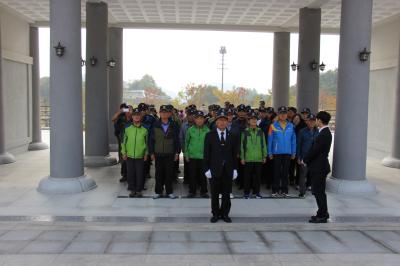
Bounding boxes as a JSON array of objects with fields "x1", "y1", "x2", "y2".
[
  {"x1": 121, "y1": 124, "x2": 148, "y2": 159},
  {"x1": 185, "y1": 125, "x2": 210, "y2": 159},
  {"x1": 240, "y1": 127, "x2": 267, "y2": 162}
]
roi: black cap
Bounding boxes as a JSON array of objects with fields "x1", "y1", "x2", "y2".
[
  {"x1": 248, "y1": 110, "x2": 258, "y2": 119},
  {"x1": 288, "y1": 107, "x2": 297, "y2": 113},
  {"x1": 138, "y1": 103, "x2": 148, "y2": 111},
  {"x1": 132, "y1": 108, "x2": 141, "y2": 114},
  {"x1": 120, "y1": 103, "x2": 128, "y2": 109},
  {"x1": 305, "y1": 113, "x2": 316, "y2": 120},
  {"x1": 237, "y1": 104, "x2": 246, "y2": 112},
  {"x1": 216, "y1": 110, "x2": 228, "y2": 120},
  {"x1": 225, "y1": 108, "x2": 234, "y2": 115},
  {"x1": 301, "y1": 107, "x2": 311, "y2": 114},
  {"x1": 266, "y1": 107, "x2": 275, "y2": 113},
  {"x1": 187, "y1": 104, "x2": 197, "y2": 110},
  {"x1": 258, "y1": 107, "x2": 267, "y2": 113},
  {"x1": 160, "y1": 105, "x2": 171, "y2": 112},
  {"x1": 187, "y1": 108, "x2": 197, "y2": 116},
  {"x1": 195, "y1": 110, "x2": 205, "y2": 117},
  {"x1": 278, "y1": 106, "x2": 288, "y2": 114}
]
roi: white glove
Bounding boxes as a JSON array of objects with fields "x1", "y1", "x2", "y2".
[
  {"x1": 233, "y1": 170, "x2": 238, "y2": 180},
  {"x1": 205, "y1": 170, "x2": 212, "y2": 179}
]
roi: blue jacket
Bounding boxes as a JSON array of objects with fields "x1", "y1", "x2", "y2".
[
  {"x1": 297, "y1": 127, "x2": 319, "y2": 160},
  {"x1": 267, "y1": 120, "x2": 296, "y2": 156}
]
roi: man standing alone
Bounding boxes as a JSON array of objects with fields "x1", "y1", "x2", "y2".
[
  {"x1": 204, "y1": 110, "x2": 239, "y2": 223},
  {"x1": 302, "y1": 111, "x2": 332, "y2": 223}
]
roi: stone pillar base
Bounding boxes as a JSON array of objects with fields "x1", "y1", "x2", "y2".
[
  {"x1": 326, "y1": 177, "x2": 377, "y2": 195},
  {"x1": 382, "y1": 156, "x2": 400, "y2": 169},
  {"x1": 0, "y1": 152, "x2": 16, "y2": 164},
  {"x1": 38, "y1": 175, "x2": 97, "y2": 194},
  {"x1": 109, "y1": 144, "x2": 119, "y2": 152},
  {"x1": 28, "y1": 142, "x2": 49, "y2": 151},
  {"x1": 84, "y1": 155, "x2": 118, "y2": 167}
]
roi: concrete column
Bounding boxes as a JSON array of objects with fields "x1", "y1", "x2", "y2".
[
  {"x1": 28, "y1": 27, "x2": 49, "y2": 151},
  {"x1": 38, "y1": 0, "x2": 96, "y2": 193},
  {"x1": 108, "y1": 27, "x2": 123, "y2": 152},
  {"x1": 328, "y1": 0, "x2": 376, "y2": 194},
  {"x1": 296, "y1": 7, "x2": 321, "y2": 113},
  {"x1": 382, "y1": 39, "x2": 400, "y2": 169},
  {"x1": 85, "y1": 2, "x2": 117, "y2": 167},
  {"x1": 272, "y1": 32, "x2": 290, "y2": 109},
  {"x1": 0, "y1": 23, "x2": 16, "y2": 165}
]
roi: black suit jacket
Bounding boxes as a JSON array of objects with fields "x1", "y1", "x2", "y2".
[
  {"x1": 204, "y1": 130, "x2": 239, "y2": 179},
  {"x1": 303, "y1": 127, "x2": 332, "y2": 175}
]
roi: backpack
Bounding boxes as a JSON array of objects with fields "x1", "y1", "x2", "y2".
[{"x1": 242, "y1": 128, "x2": 265, "y2": 158}]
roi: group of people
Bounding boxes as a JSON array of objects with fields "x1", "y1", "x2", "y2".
[{"x1": 112, "y1": 100, "x2": 333, "y2": 224}]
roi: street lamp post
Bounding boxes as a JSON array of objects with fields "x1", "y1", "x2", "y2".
[{"x1": 219, "y1": 46, "x2": 227, "y2": 92}]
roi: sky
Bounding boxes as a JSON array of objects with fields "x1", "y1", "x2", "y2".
[{"x1": 39, "y1": 28, "x2": 339, "y2": 98}]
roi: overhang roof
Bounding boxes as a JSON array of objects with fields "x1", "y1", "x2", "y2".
[{"x1": 1, "y1": 0, "x2": 399, "y2": 33}]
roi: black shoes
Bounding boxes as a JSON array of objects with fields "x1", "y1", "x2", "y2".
[
  {"x1": 187, "y1": 193, "x2": 195, "y2": 198},
  {"x1": 221, "y1": 216, "x2": 232, "y2": 223},
  {"x1": 210, "y1": 216, "x2": 219, "y2": 223},
  {"x1": 119, "y1": 176, "x2": 127, "y2": 183},
  {"x1": 309, "y1": 214, "x2": 329, "y2": 223},
  {"x1": 210, "y1": 215, "x2": 232, "y2": 223}
]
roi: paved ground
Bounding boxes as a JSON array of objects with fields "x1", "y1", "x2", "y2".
[{"x1": 0, "y1": 131, "x2": 399, "y2": 265}]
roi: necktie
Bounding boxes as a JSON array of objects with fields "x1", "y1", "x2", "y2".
[{"x1": 221, "y1": 131, "x2": 226, "y2": 146}]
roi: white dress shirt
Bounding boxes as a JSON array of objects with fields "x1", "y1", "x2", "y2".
[
  {"x1": 319, "y1": 125, "x2": 329, "y2": 133},
  {"x1": 216, "y1": 128, "x2": 227, "y2": 141}
]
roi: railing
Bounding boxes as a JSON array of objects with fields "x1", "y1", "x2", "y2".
[{"x1": 40, "y1": 105, "x2": 51, "y2": 129}]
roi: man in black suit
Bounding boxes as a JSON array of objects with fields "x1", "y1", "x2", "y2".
[
  {"x1": 204, "y1": 110, "x2": 239, "y2": 223},
  {"x1": 302, "y1": 111, "x2": 332, "y2": 223}
]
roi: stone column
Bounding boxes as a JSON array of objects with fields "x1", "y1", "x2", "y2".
[
  {"x1": 328, "y1": 0, "x2": 376, "y2": 194},
  {"x1": 28, "y1": 27, "x2": 49, "y2": 151},
  {"x1": 272, "y1": 32, "x2": 290, "y2": 109},
  {"x1": 0, "y1": 23, "x2": 16, "y2": 165},
  {"x1": 108, "y1": 27, "x2": 123, "y2": 152},
  {"x1": 85, "y1": 2, "x2": 117, "y2": 167},
  {"x1": 382, "y1": 39, "x2": 400, "y2": 169},
  {"x1": 38, "y1": 0, "x2": 96, "y2": 194},
  {"x1": 296, "y1": 7, "x2": 321, "y2": 113}
]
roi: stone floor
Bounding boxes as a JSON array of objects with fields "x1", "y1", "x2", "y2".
[{"x1": 0, "y1": 131, "x2": 400, "y2": 265}]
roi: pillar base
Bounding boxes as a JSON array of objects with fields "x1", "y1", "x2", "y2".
[
  {"x1": 326, "y1": 177, "x2": 377, "y2": 195},
  {"x1": 28, "y1": 142, "x2": 49, "y2": 151},
  {"x1": 84, "y1": 155, "x2": 118, "y2": 167},
  {"x1": 38, "y1": 175, "x2": 97, "y2": 194},
  {"x1": 0, "y1": 152, "x2": 16, "y2": 164},
  {"x1": 109, "y1": 144, "x2": 119, "y2": 152},
  {"x1": 382, "y1": 156, "x2": 400, "y2": 169}
]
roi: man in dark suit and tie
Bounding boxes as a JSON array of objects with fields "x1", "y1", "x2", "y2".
[
  {"x1": 302, "y1": 111, "x2": 332, "y2": 223},
  {"x1": 204, "y1": 110, "x2": 239, "y2": 223}
]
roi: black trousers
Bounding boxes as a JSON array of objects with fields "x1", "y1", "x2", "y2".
[
  {"x1": 117, "y1": 137, "x2": 127, "y2": 178},
  {"x1": 188, "y1": 159, "x2": 208, "y2": 195},
  {"x1": 289, "y1": 158, "x2": 296, "y2": 184},
  {"x1": 272, "y1": 154, "x2": 291, "y2": 194},
  {"x1": 155, "y1": 155, "x2": 174, "y2": 195},
  {"x1": 262, "y1": 158, "x2": 274, "y2": 188},
  {"x1": 244, "y1": 162, "x2": 262, "y2": 195},
  {"x1": 236, "y1": 158, "x2": 244, "y2": 189},
  {"x1": 310, "y1": 171, "x2": 329, "y2": 218},
  {"x1": 126, "y1": 158, "x2": 145, "y2": 192},
  {"x1": 209, "y1": 166, "x2": 232, "y2": 217}
]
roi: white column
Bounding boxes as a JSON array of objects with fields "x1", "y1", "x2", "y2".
[
  {"x1": 108, "y1": 27, "x2": 123, "y2": 152},
  {"x1": 382, "y1": 38, "x2": 400, "y2": 169},
  {"x1": 272, "y1": 32, "x2": 290, "y2": 109},
  {"x1": 28, "y1": 27, "x2": 49, "y2": 151},
  {"x1": 84, "y1": 2, "x2": 117, "y2": 167},
  {"x1": 296, "y1": 7, "x2": 321, "y2": 113},
  {"x1": 0, "y1": 19, "x2": 16, "y2": 164},
  {"x1": 38, "y1": 0, "x2": 96, "y2": 194},
  {"x1": 328, "y1": 0, "x2": 376, "y2": 195}
]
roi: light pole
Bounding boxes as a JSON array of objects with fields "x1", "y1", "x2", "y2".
[{"x1": 219, "y1": 46, "x2": 227, "y2": 92}]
